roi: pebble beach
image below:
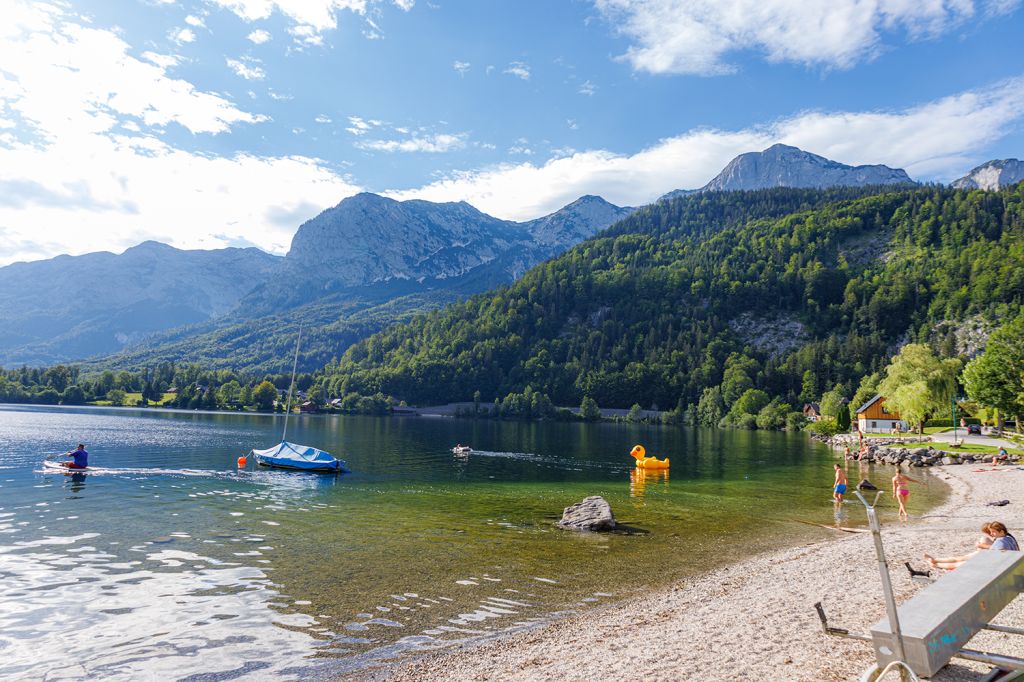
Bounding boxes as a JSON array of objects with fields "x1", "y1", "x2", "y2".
[{"x1": 382, "y1": 462, "x2": 1024, "y2": 682}]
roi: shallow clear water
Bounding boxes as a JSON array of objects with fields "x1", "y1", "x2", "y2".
[{"x1": 0, "y1": 404, "x2": 946, "y2": 680}]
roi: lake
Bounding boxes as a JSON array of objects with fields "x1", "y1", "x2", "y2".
[{"x1": 0, "y1": 404, "x2": 946, "y2": 680}]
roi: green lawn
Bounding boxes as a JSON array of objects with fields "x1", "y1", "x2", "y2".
[{"x1": 90, "y1": 392, "x2": 176, "y2": 407}]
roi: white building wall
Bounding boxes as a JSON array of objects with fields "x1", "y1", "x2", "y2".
[{"x1": 858, "y1": 418, "x2": 908, "y2": 433}]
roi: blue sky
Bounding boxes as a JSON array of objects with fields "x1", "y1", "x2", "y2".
[{"x1": 1, "y1": 0, "x2": 1023, "y2": 265}]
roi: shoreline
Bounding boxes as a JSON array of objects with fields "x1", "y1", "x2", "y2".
[{"x1": 379, "y1": 464, "x2": 1023, "y2": 681}]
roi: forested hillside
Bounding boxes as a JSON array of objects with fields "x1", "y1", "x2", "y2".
[{"x1": 324, "y1": 185, "x2": 1024, "y2": 411}]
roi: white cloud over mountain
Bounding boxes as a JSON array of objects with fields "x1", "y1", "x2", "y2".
[
  {"x1": 386, "y1": 77, "x2": 1024, "y2": 220},
  {"x1": 595, "y1": 0, "x2": 1021, "y2": 75},
  {"x1": 0, "y1": 1, "x2": 360, "y2": 265}
]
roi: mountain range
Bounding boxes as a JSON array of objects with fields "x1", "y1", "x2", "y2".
[
  {"x1": 1, "y1": 145, "x2": 1020, "y2": 372},
  {"x1": 0, "y1": 193, "x2": 631, "y2": 368}
]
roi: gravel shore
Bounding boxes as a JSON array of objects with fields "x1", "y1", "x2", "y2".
[{"x1": 382, "y1": 464, "x2": 1024, "y2": 681}]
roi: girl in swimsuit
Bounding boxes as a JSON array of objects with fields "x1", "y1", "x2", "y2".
[{"x1": 892, "y1": 471, "x2": 918, "y2": 520}]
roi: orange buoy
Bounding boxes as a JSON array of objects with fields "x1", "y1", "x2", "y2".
[{"x1": 237, "y1": 455, "x2": 247, "y2": 468}]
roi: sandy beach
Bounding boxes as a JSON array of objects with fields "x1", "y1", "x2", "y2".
[{"x1": 382, "y1": 462, "x2": 1024, "y2": 682}]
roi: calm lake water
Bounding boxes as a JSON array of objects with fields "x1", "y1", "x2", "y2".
[{"x1": 0, "y1": 404, "x2": 946, "y2": 680}]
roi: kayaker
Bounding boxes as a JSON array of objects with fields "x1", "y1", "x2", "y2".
[{"x1": 63, "y1": 443, "x2": 88, "y2": 469}]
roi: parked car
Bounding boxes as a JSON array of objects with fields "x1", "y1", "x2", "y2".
[{"x1": 967, "y1": 424, "x2": 982, "y2": 434}]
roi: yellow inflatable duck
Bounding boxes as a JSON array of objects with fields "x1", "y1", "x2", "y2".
[{"x1": 629, "y1": 444, "x2": 669, "y2": 470}]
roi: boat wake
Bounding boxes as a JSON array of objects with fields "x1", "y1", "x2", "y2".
[
  {"x1": 467, "y1": 450, "x2": 624, "y2": 472},
  {"x1": 38, "y1": 462, "x2": 233, "y2": 478}
]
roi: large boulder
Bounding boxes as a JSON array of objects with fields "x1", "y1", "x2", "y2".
[{"x1": 557, "y1": 496, "x2": 616, "y2": 532}]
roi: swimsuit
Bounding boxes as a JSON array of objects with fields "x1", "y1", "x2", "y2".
[
  {"x1": 834, "y1": 484, "x2": 847, "y2": 494},
  {"x1": 898, "y1": 487, "x2": 909, "y2": 497}
]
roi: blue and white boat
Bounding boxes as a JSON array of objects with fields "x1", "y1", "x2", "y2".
[
  {"x1": 248, "y1": 328, "x2": 350, "y2": 474},
  {"x1": 251, "y1": 441, "x2": 348, "y2": 473}
]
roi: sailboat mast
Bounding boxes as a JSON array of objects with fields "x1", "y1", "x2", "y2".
[{"x1": 282, "y1": 327, "x2": 302, "y2": 442}]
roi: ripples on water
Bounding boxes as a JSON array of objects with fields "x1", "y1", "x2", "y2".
[{"x1": 0, "y1": 405, "x2": 946, "y2": 680}]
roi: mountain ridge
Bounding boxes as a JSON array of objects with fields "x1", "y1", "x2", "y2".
[{"x1": 658, "y1": 144, "x2": 915, "y2": 201}]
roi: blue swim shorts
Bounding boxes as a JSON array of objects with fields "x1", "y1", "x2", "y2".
[{"x1": 835, "y1": 484, "x2": 847, "y2": 494}]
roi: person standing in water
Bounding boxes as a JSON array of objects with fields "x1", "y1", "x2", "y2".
[
  {"x1": 833, "y1": 464, "x2": 848, "y2": 503},
  {"x1": 62, "y1": 443, "x2": 88, "y2": 469},
  {"x1": 892, "y1": 470, "x2": 918, "y2": 520}
]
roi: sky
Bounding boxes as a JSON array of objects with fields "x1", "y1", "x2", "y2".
[{"x1": 1, "y1": 0, "x2": 1023, "y2": 265}]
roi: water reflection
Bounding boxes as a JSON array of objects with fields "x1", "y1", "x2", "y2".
[
  {"x1": 629, "y1": 468, "x2": 669, "y2": 498},
  {"x1": 0, "y1": 404, "x2": 948, "y2": 680}
]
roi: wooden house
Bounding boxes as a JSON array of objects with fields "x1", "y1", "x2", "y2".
[
  {"x1": 855, "y1": 394, "x2": 906, "y2": 433},
  {"x1": 803, "y1": 403, "x2": 822, "y2": 421}
]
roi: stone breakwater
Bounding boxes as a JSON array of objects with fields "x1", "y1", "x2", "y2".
[{"x1": 813, "y1": 433, "x2": 1018, "y2": 467}]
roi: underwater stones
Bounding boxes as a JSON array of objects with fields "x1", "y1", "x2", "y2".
[
  {"x1": 857, "y1": 479, "x2": 878, "y2": 491},
  {"x1": 557, "y1": 496, "x2": 616, "y2": 532}
]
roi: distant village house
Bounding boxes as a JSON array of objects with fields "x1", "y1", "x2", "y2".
[
  {"x1": 855, "y1": 394, "x2": 907, "y2": 433},
  {"x1": 802, "y1": 403, "x2": 821, "y2": 421}
]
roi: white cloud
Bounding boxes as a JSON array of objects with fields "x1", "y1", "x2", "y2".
[
  {"x1": 141, "y1": 51, "x2": 181, "y2": 70},
  {"x1": 578, "y1": 79, "x2": 597, "y2": 95},
  {"x1": 226, "y1": 56, "x2": 266, "y2": 80},
  {"x1": 268, "y1": 89, "x2": 292, "y2": 100},
  {"x1": 315, "y1": 114, "x2": 332, "y2": 123},
  {"x1": 453, "y1": 60, "x2": 471, "y2": 76},
  {"x1": 247, "y1": 29, "x2": 272, "y2": 44},
  {"x1": 594, "y1": 0, "x2": 1021, "y2": 75},
  {"x1": 357, "y1": 132, "x2": 467, "y2": 153},
  {"x1": 503, "y1": 61, "x2": 531, "y2": 80},
  {"x1": 184, "y1": 14, "x2": 205, "y2": 28},
  {"x1": 385, "y1": 77, "x2": 1024, "y2": 220},
  {"x1": 345, "y1": 115, "x2": 378, "y2": 135},
  {"x1": 567, "y1": 119, "x2": 579, "y2": 130},
  {"x1": 169, "y1": 27, "x2": 196, "y2": 44},
  {"x1": 0, "y1": 1, "x2": 360, "y2": 266},
  {"x1": 208, "y1": 0, "x2": 412, "y2": 43}
]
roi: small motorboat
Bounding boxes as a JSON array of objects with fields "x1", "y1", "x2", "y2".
[
  {"x1": 43, "y1": 460, "x2": 93, "y2": 474},
  {"x1": 251, "y1": 442, "x2": 349, "y2": 473},
  {"x1": 451, "y1": 445, "x2": 472, "y2": 455}
]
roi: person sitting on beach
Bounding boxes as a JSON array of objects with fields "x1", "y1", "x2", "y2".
[
  {"x1": 858, "y1": 443, "x2": 869, "y2": 461},
  {"x1": 833, "y1": 464, "x2": 848, "y2": 503},
  {"x1": 925, "y1": 522, "x2": 1018, "y2": 570},
  {"x1": 62, "y1": 443, "x2": 88, "y2": 469},
  {"x1": 994, "y1": 447, "x2": 1010, "y2": 465}
]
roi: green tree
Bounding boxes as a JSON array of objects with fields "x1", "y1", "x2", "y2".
[
  {"x1": 756, "y1": 398, "x2": 792, "y2": 430},
  {"x1": 627, "y1": 403, "x2": 643, "y2": 422},
  {"x1": 218, "y1": 380, "x2": 241, "y2": 407},
  {"x1": 849, "y1": 372, "x2": 880, "y2": 423},
  {"x1": 697, "y1": 386, "x2": 725, "y2": 427},
  {"x1": 580, "y1": 395, "x2": 601, "y2": 421},
  {"x1": 60, "y1": 385, "x2": 86, "y2": 405},
  {"x1": 721, "y1": 354, "x2": 757, "y2": 406},
  {"x1": 107, "y1": 388, "x2": 127, "y2": 406},
  {"x1": 878, "y1": 344, "x2": 961, "y2": 434},
  {"x1": 819, "y1": 387, "x2": 846, "y2": 420},
  {"x1": 251, "y1": 381, "x2": 278, "y2": 411},
  {"x1": 963, "y1": 316, "x2": 1024, "y2": 433}
]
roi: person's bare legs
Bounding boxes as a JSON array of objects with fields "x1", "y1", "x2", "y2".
[{"x1": 924, "y1": 551, "x2": 975, "y2": 570}]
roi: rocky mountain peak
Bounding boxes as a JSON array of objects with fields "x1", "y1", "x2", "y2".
[
  {"x1": 951, "y1": 159, "x2": 1024, "y2": 191},
  {"x1": 700, "y1": 145, "x2": 914, "y2": 192}
]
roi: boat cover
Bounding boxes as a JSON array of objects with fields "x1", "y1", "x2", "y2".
[{"x1": 251, "y1": 441, "x2": 348, "y2": 472}]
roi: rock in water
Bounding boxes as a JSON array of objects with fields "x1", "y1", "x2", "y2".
[
  {"x1": 857, "y1": 479, "x2": 878, "y2": 491},
  {"x1": 557, "y1": 496, "x2": 616, "y2": 532}
]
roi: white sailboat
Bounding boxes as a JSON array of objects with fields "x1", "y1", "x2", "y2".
[{"x1": 249, "y1": 329, "x2": 348, "y2": 473}]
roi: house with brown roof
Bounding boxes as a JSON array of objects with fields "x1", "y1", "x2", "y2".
[{"x1": 855, "y1": 394, "x2": 907, "y2": 433}]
